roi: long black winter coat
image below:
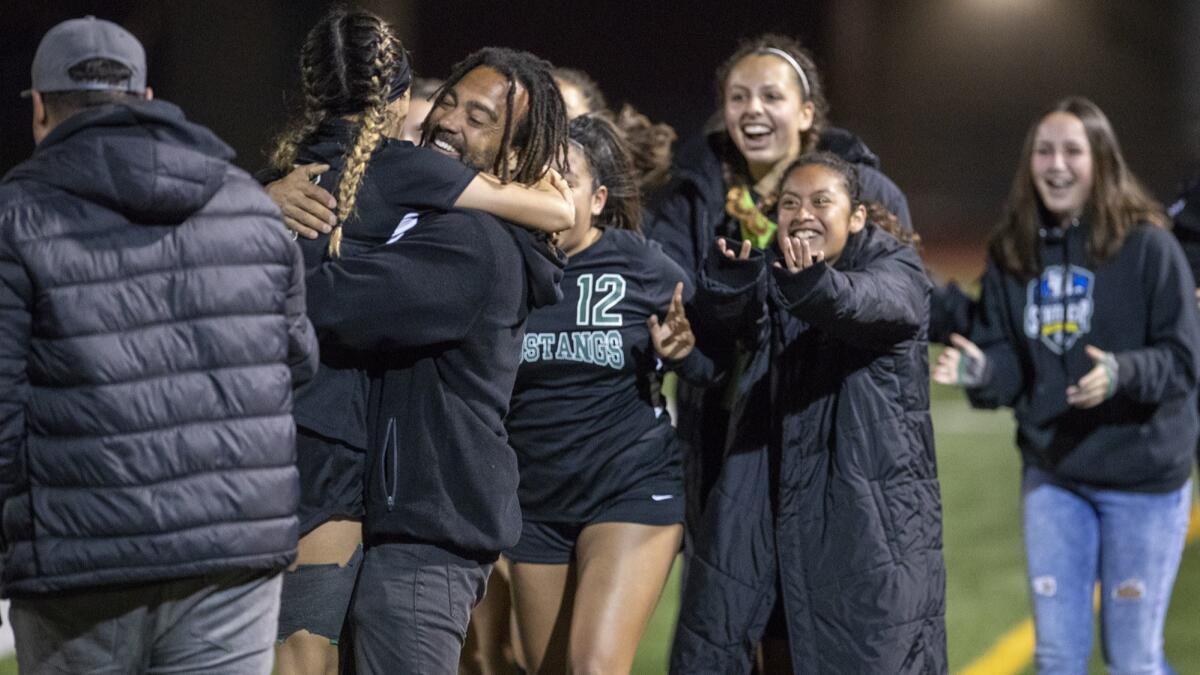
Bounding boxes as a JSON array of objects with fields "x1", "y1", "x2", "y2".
[
  {"x1": 671, "y1": 225, "x2": 946, "y2": 674},
  {"x1": 0, "y1": 101, "x2": 318, "y2": 597},
  {"x1": 647, "y1": 129, "x2": 914, "y2": 538}
]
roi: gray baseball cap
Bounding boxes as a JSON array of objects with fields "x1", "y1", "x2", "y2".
[{"x1": 21, "y1": 16, "x2": 146, "y2": 97}]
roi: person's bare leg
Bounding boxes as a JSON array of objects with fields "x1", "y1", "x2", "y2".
[
  {"x1": 568, "y1": 522, "x2": 682, "y2": 675},
  {"x1": 275, "y1": 519, "x2": 361, "y2": 675},
  {"x1": 461, "y1": 557, "x2": 520, "y2": 675},
  {"x1": 509, "y1": 560, "x2": 574, "y2": 674}
]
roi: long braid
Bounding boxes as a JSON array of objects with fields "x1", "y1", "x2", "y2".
[
  {"x1": 266, "y1": 7, "x2": 407, "y2": 256},
  {"x1": 269, "y1": 39, "x2": 329, "y2": 172},
  {"x1": 330, "y1": 26, "x2": 397, "y2": 256}
]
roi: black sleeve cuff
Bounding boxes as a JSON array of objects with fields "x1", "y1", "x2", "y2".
[
  {"x1": 253, "y1": 166, "x2": 285, "y2": 187},
  {"x1": 702, "y1": 240, "x2": 766, "y2": 295},
  {"x1": 771, "y1": 261, "x2": 829, "y2": 308}
]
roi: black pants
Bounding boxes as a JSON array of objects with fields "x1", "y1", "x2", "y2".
[{"x1": 348, "y1": 542, "x2": 490, "y2": 674}]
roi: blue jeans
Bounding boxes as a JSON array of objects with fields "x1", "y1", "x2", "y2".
[{"x1": 1023, "y1": 466, "x2": 1191, "y2": 675}]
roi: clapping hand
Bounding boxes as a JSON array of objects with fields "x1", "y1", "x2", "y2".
[
  {"x1": 1066, "y1": 345, "x2": 1118, "y2": 409},
  {"x1": 932, "y1": 333, "x2": 989, "y2": 388},
  {"x1": 775, "y1": 234, "x2": 824, "y2": 273},
  {"x1": 717, "y1": 237, "x2": 752, "y2": 261}
]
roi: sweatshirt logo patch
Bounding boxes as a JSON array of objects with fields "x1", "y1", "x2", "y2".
[{"x1": 1023, "y1": 264, "x2": 1095, "y2": 354}]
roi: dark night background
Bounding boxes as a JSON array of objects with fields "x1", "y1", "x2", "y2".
[{"x1": 4, "y1": 0, "x2": 1200, "y2": 278}]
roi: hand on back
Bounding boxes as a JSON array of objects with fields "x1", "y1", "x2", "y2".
[{"x1": 266, "y1": 164, "x2": 337, "y2": 239}]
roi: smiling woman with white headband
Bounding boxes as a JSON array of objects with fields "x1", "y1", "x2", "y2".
[{"x1": 643, "y1": 33, "x2": 915, "y2": 610}]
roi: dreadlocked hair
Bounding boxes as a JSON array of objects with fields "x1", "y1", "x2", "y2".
[
  {"x1": 613, "y1": 104, "x2": 677, "y2": 194},
  {"x1": 780, "y1": 152, "x2": 921, "y2": 249},
  {"x1": 423, "y1": 47, "x2": 569, "y2": 184},
  {"x1": 716, "y1": 34, "x2": 829, "y2": 211},
  {"x1": 570, "y1": 114, "x2": 642, "y2": 232},
  {"x1": 269, "y1": 5, "x2": 405, "y2": 257}
]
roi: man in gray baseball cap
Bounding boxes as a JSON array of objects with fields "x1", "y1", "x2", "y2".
[
  {"x1": 1, "y1": 16, "x2": 317, "y2": 675},
  {"x1": 23, "y1": 15, "x2": 153, "y2": 143}
]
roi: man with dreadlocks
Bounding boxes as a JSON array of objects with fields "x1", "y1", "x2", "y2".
[{"x1": 296, "y1": 47, "x2": 569, "y2": 673}]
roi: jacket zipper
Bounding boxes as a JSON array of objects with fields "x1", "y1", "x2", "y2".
[{"x1": 382, "y1": 416, "x2": 398, "y2": 511}]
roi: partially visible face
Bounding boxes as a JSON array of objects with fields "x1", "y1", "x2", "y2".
[
  {"x1": 1031, "y1": 111, "x2": 1094, "y2": 224},
  {"x1": 558, "y1": 142, "x2": 606, "y2": 253},
  {"x1": 401, "y1": 94, "x2": 431, "y2": 143},
  {"x1": 556, "y1": 78, "x2": 590, "y2": 120},
  {"x1": 424, "y1": 66, "x2": 529, "y2": 172},
  {"x1": 723, "y1": 54, "x2": 813, "y2": 172},
  {"x1": 381, "y1": 91, "x2": 410, "y2": 140},
  {"x1": 31, "y1": 91, "x2": 52, "y2": 145},
  {"x1": 776, "y1": 163, "x2": 865, "y2": 264}
]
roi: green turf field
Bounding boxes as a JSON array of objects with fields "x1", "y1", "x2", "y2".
[
  {"x1": 629, "y1": 381, "x2": 1200, "y2": 674},
  {"x1": 2, "y1": 382, "x2": 1195, "y2": 674}
]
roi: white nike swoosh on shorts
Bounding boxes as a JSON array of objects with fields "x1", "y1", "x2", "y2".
[{"x1": 650, "y1": 494, "x2": 674, "y2": 501}]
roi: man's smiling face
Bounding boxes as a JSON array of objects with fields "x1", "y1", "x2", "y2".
[{"x1": 423, "y1": 65, "x2": 529, "y2": 173}]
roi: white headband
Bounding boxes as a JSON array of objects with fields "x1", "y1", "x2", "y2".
[{"x1": 759, "y1": 47, "x2": 811, "y2": 100}]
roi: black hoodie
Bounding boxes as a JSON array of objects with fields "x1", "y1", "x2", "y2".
[
  {"x1": 968, "y1": 220, "x2": 1200, "y2": 492},
  {"x1": 0, "y1": 100, "x2": 317, "y2": 595},
  {"x1": 304, "y1": 208, "x2": 564, "y2": 561}
]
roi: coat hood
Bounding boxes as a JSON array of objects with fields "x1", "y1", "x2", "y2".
[
  {"x1": 674, "y1": 125, "x2": 883, "y2": 188},
  {"x1": 507, "y1": 225, "x2": 566, "y2": 312},
  {"x1": 816, "y1": 126, "x2": 881, "y2": 168},
  {"x1": 5, "y1": 100, "x2": 233, "y2": 224}
]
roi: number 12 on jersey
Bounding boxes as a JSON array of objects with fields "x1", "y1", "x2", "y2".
[{"x1": 576, "y1": 273, "x2": 626, "y2": 327}]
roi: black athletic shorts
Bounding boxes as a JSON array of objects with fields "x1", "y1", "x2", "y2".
[
  {"x1": 277, "y1": 544, "x2": 363, "y2": 643},
  {"x1": 507, "y1": 472, "x2": 684, "y2": 565},
  {"x1": 296, "y1": 427, "x2": 365, "y2": 536}
]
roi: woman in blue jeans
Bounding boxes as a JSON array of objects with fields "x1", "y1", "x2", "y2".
[{"x1": 934, "y1": 96, "x2": 1199, "y2": 674}]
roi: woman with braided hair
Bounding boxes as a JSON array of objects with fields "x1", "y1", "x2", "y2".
[{"x1": 266, "y1": 9, "x2": 574, "y2": 675}]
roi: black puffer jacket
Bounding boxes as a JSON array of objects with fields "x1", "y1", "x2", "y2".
[
  {"x1": 671, "y1": 226, "x2": 946, "y2": 674},
  {"x1": 647, "y1": 128, "x2": 914, "y2": 541},
  {"x1": 0, "y1": 101, "x2": 318, "y2": 597}
]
